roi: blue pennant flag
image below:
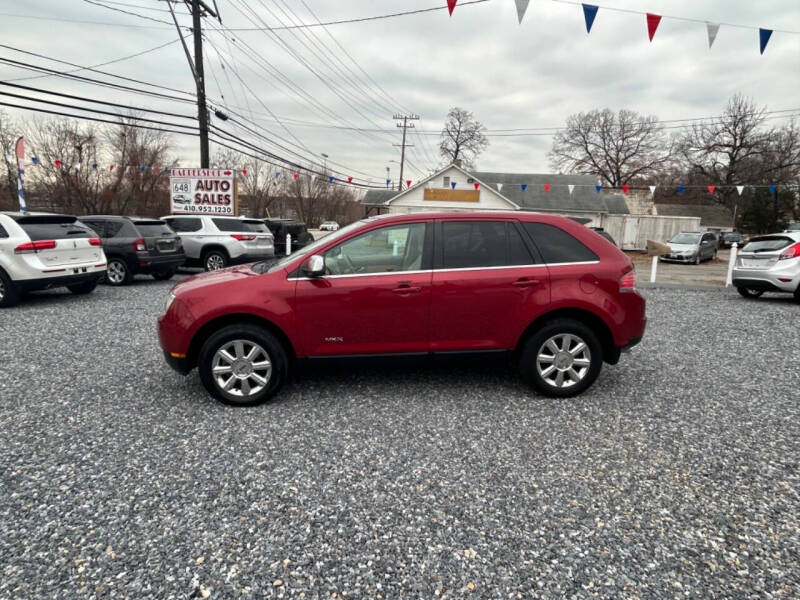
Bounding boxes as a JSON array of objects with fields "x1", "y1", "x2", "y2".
[
  {"x1": 275, "y1": 172, "x2": 280, "y2": 179},
  {"x1": 31, "y1": 156, "x2": 39, "y2": 165},
  {"x1": 92, "y1": 163, "x2": 98, "y2": 170},
  {"x1": 759, "y1": 28, "x2": 773, "y2": 55},
  {"x1": 582, "y1": 4, "x2": 598, "y2": 34},
  {"x1": 386, "y1": 179, "x2": 391, "y2": 187},
  {"x1": 595, "y1": 185, "x2": 602, "y2": 194},
  {"x1": 521, "y1": 184, "x2": 528, "y2": 191},
  {"x1": 678, "y1": 185, "x2": 685, "y2": 195},
  {"x1": 140, "y1": 166, "x2": 147, "y2": 174},
  {"x1": 451, "y1": 181, "x2": 456, "y2": 189},
  {"x1": 769, "y1": 184, "x2": 777, "y2": 195},
  {"x1": 328, "y1": 175, "x2": 334, "y2": 183}
]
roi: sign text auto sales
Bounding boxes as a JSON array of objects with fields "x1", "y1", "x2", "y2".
[{"x1": 170, "y1": 168, "x2": 238, "y2": 215}]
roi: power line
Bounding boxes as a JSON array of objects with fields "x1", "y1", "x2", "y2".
[
  {"x1": 80, "y1": 0, "x2": 178, "y2": 27},
  {"x1": 0, "y1": 12, "x2": 176, "y2": 29}
]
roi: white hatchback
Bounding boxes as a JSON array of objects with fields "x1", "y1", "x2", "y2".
[
  {"x1": 732, "y1": 231, "x2": 800, "y2": 301},
  {"x1": 0, "y1": 212, "x2": 106, "y2": 308}
]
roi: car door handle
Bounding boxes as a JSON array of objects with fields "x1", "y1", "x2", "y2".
[
  {"x1": 512, "y1": 278, "x2": 541, "y2": 287},
  {"x1": 392, "y1": 284, "x2": 422, "y2": 294}
]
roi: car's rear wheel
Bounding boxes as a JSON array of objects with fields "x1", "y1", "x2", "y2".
[
  {"x1": 0, "y1": 270, "x2": 20, "y2": 308},
  {"x1": 198, "y1": 324, "x2": 287, "y2": 406},
  {"x1": 105, "y1": 258, "x2": 131, "y2": 286},
  {"x1": 794, "y1": 285, "x2": 800, "y2": 303},
  {"x1": 736, "y1": 286, "x2": 764, "y2": 299},
  {"x1": 67, "y1": 280, "x2": 98, "y2": 295},
  {"x1": 152, "y1": 269, "x2": 177, "y2": 281},
  {"x1": 520, "y1": 319, "x2": 603, "y2": 398},
  {"x1": 203, "y1": 250, "x2": 228, "y2": 271}
]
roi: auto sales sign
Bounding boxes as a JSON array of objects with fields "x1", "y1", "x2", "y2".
[{"x1": 170, "y1": 168, "x2": 238, "y2": 215}]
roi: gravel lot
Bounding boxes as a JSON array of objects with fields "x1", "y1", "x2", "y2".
[{"x1": 1, "y1": 279, "x2": 799, "y2": 599}]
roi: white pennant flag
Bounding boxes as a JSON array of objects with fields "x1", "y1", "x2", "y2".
[
  {"x1": 514, "y1": 0, "x2": 530, "y2": 24},
  {"x1": 649, "y1": 185, "x2": 657, "y2": 195},
  {"x1": 75, "y1": 162, "x2": 81, "y2": 171},
  {"x1": 497, "y1": 183, "x2": 503, "y2": 191},
  {"x1": 568, "y1": 184, "x2": 575, "y2": 195},
  {"x1": 310, "y1": 174, "x2": 317, "y2": 183},
  {"x1": 707, "y1": 23, "x2": 720, "y2": 49},
  {"x1": 736, "y1": 185, "x2": 745, "y2": 196}
]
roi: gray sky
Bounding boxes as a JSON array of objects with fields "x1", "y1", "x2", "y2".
[{"x1": 2, "y1": 0, "x2": 799, "y2": 185}]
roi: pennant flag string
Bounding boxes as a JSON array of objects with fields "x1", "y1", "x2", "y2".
[{"x1": 582, "y1": 3, "x2": 598, "y2": 34}]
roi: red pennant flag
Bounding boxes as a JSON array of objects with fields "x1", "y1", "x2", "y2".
[
  {"x1": 406, "y1": 180, "x2": 412, "y2": 188},
  {"x1": 109, "y1": 165, "x2": 114, "y2": 171},
  {"x1": 622, "y1": 184, "x2": 629, "y2": 194},
  {"x1": 293, "y1": 172, "x2": 299, "y2": 180},
  {"x1": 54, "y1": 159, "x2": 62, "y2": 168},
  {"x1": 474, "y1": 182, "x2": 480, "y2": 190},
  {"x1": 707, "y1": 185, "x2": 715, "y2": 195},
  {"x1": 154, "y1": 166, "x2": 160, "y2": 174},
  {"x1": 447, "y1": 0, "x2": 457, "y2": 16},
  {"x1": 646, "y1": 13, "x2": 661, "y2": 41},
  {"x1": 242, "y1": 168, "x2": 248, "y2": 176},
  {"x1": 544, "y1": 183, "x2": 550, "y2": 192},
  {"x1": 347, "y1": 176, "x2": 353, "y2": 184}
]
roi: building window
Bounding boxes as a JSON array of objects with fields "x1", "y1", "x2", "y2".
[{"x1": 443, "y1": 176, "x2": 450, "y2": 188}]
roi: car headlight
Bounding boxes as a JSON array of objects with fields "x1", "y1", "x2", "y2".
[{"x1": 165, "y1": 292, "x2": 176, "y2": 313}]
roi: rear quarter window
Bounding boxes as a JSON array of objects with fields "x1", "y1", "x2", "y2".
[
  {"x1": 16, "y1": 216, "x2": 93, "y2": 241},
  {"x1": 0, "y1": 223, "x2": 9, "y2": 238},
  {"x1": 166, "y1": 217, "x2": 202, "y2": 232},
  {"x1": 523, "y1": 222, "x2": 598, "y2": 264},
  {"x1": 212, "y1": 218, "x2": 268, "y2": 233},
  {"x1": 135, "y1": 222, "x2": 174, "y2": 237}
]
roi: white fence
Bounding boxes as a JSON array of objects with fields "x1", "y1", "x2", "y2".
[{"x1": 598, "y1": 214, "x2": 701, "y2": 250}]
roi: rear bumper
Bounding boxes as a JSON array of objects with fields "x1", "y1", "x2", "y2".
[
  {"x1": 733, "y1": 267, "x2": 799, "y2": 293},
  {"x1": 16, "y1": 270, "x2": 104, "y2": 293},
  {"x1": 136, "y1": 253, "x2": 186, "y2": 274}
]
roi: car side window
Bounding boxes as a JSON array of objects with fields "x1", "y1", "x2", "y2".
[
  {"x1": 507, "y1": 222, "x2": 534, "y2": 265},
  {"x1": 0, "y1": 223, "x2": 7, "y2": 238},
  {"x1": 106, "y1": 221, "x2": 126, "y2": 238},
  {"x1": 167, "y1": 217, "x2": 202, "y2": 233},
  {"x1": 523, "y1": 223, "x2": 598, "y2": 264},
  {"x1": 81, "y1": 220, "x2": 106, "y2": 238},
  {"x1": 324, "y1": 223, "x2": 426, "y2": 276},
  {"x1": 441, "y1": 221, "x2": 507, "y2": 269}
]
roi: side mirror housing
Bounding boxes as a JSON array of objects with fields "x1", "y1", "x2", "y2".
[{"x1": 304, "y1": 254, "x2": 325, "y2": 277}]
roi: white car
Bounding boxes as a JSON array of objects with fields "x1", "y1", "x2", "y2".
[
  {"x1": 161, "y1": 215, "x2": 274, "y2": 271},
  {"x1": 319, "y1": 221, "x2": 340, "y2": 231},
  {"x1": 732, "y1": 231, "x2": 800, "y2": 301},
  {"x1": 0, "y1": 212, "x2": 106, "y2": 308}
]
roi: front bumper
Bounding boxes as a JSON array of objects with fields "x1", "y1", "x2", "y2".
[
  {"x1": 162, "y1": 349, "x2": 193, "y2": 375},
  {"x1": 659, "y1": 254, "x2": 696, "y2": 263}
]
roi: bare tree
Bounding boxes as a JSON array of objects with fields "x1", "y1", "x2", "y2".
[
  {"x1": 0, "y1": 111, "x2": 20, "y2": 209},
  {"x1": 212, "y1": 148, "x2": 283, "y2": 218},
  {"x1": 439, "y1": 107, "x2": 488, "y2": 168},
  {"x1": 549, "y1": 108, "x2": 673, "y2": 187}
]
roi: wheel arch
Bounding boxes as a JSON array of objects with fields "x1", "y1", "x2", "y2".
[
  {"x1": 201, "y1": 244, "x2": 230, "y2": 258},
  {"x1": 187, "y1": 312, "x2": 297, "y2": 370},
  {"x1": 515, "y1": 307, "x2": 620, "y2": 365}
]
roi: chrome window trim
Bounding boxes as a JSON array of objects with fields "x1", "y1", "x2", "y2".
[{"x1": 288, "y1": 260, "x2": 599, "y2": 281}]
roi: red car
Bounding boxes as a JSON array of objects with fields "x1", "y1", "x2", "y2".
[{"x1": 158, "y1": 212, "x2": 646, "y2": 406}]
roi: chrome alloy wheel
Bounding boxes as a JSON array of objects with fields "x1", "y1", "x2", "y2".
[
  {"x1": 536, "y1": 333, "x2": 592, "y2": 389},
  {"x1": 212, "y1": 339, "x2": 272, "y2": 397},
  {"x1": 107, "y1": 260, "x2": 126, "y2": 284},
  {"x1": 206, "y1": 253, "x2": 225, "y2": 270}
]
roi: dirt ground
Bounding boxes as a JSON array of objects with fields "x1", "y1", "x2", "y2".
[{"x1": 628, "y1": 249, "x2": 733, "y2": 287}]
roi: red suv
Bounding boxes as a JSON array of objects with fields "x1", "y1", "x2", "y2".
[{"x1": 158, "y1": 212, "x2": 646, "y2": 405}]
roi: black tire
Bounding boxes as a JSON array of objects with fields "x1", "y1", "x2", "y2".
[
  {"x1": 519, "y1": 319, "x2": 603, "y2": 398},
  {"x1": 105, "y1": 257, "x2": 132, "y2": 286},
  {"x1": 67, "y1": 279, "x2": 98, "y2": 295},
  {"x1": 202, "y1": 249, "x2": 228, "y2": 271},
  {"x1": 736, "y1": 286, "x2": 764, "y2": 299},
  {"x1": 0, "y1": 269, "x2": 20, "y2": 308},
  {"x1": 794, "y1": 285, "x2": 800, "y2": 303},
  {"x1": 198, "y1": 324, "x2": 288, "y2": 406},
  {"x1": 152, "y1": 269, "x2": 177, "y2": 281},
  {"x1": 694, "y1": 254, "x2": 701, "y2": 265}
]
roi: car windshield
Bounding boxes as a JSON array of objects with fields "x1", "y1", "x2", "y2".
[
  {"x1": 741, "y1": 236, "x2": 794, "y2": 253},
  {"x1": 135, "y1": 221, "x2": 174, "y2": 237},
  {"x1": 264, "y1": 220, "x2": 364, "y2": 273},
  {"x1": 723, "y1": 233, "x2": 741, "y2": 240},
  {"x1": 669, "y1": 233, "x2": 700, "y2": 244}
]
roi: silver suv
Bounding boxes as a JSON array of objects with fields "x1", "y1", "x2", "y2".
[
  {"x1": 161, "y1": 215, "x2": 274, "y2": 271},
  {"x1": 732, "y1": 232, "x2": 800, "y2": 301}
]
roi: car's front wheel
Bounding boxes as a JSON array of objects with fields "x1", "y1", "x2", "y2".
[
  {"x1": 105, "y1": 258, "x2": 131, "y2": 286},
  {"x1": 67, "y1": 280, "x2": 98, "y2": 295},
  {"x1": 198, "y1": 324, "x2": 288, "y2": 406},
  {"x1": 736, "y1": 286, "x2": 764, "y2": 299},
  {"x1": 519, "y1": 319, "x2": 603, "y2": 398},
  {"x1": 0, "y1": 270, "x2": 20, "y2": 308}
]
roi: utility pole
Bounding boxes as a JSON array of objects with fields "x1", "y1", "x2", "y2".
[
  {"x1": 393, "y1": 114, "x2": 418, "y2": 191},
  {"x1": 167, "y1": 0, "x2": 219, "y2": 168}
]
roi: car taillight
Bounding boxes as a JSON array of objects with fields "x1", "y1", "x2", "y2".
[
  {"x1": 14, "y1": 240, "x2": 57, "y2": 254},
  {"x1": 619, "y1": 270, "x2": 636, "y2": 292},
  {"x1": 133, "y1": 238, "x2": 146, "y2": 252},
  {"x1": 89, "y1": 237, "x2": 102, "y2": 246},
  {"x1": 231, "y1": 234, "x2": 256, "y2": 241},
  {"x1": 778, "y1": 242, "x2": 800, "y2": 260}
]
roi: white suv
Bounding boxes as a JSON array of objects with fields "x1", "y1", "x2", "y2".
[
  {"x1": 0, "y1": 212, "x2": 106, "y2": 308},
  {"x1": 161, "y1": 215, "x2": 274, "y2": 271}
]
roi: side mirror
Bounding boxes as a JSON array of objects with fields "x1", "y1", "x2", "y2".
[{"x1": 304, "y1": 254, "x2": 325, "y2": 277}]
